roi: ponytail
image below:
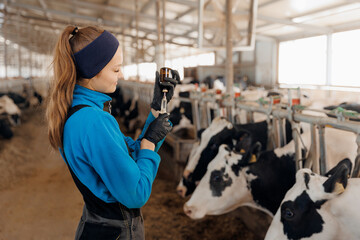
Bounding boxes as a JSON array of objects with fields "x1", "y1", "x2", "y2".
[{"x1": 46, "y1": 25, "x2": 104, "y2": 149}]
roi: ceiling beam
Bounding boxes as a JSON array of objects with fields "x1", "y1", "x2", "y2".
[
  {"x1": 166, "y1": 0, "x2": 197, "y2": 7},
  {"x1": 257, "y1": 14, "x2": 332, "y2": 34},
  {"x1": 258, "y1": 0, "x2": 283, "y2": 8},
  {"x1": 2, "y1": 13, "x2": 193, "y2": 52},
  {"x1": 124, "y1": 0, "x2": 157, "y2": 31},
  {"x1": 44, "y1": 0, "x2": 196, "y2": 27},
  {"x1": 7, "y1": 2, "x2": 128, "y2": 28},
  {"x1": 174, "y1": 6, "x2": 194, "y2": 20},
  {"x1": 38, "y1": 0, "x2": 52, "y2": 20},
  {"x1": 255, "y1": 1, "x2": 360, "y2": 36}
]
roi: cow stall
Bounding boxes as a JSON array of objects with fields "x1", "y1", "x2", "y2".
[{"x1": 188, "y1": 87, "x2": 360, "y2": 177}]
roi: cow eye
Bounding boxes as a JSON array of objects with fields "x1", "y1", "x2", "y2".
[
  {"x1": 284, "y1": 208, "x2": 294, "y2": 219},
  {"x1": 212, "y1": 174, "x2": 221, "y2": 182}
]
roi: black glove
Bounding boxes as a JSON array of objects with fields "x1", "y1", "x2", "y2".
[
  {"x1": 143, "y1": 113, "x2": 172, "y2": 145},
  {"x1": 151, "y1": 69, "x2": 180, "y2": 111}
]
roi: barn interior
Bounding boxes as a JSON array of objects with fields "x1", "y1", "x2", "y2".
[{"x1": 1, "y1": 0, "x2": 360, "y2": 239}]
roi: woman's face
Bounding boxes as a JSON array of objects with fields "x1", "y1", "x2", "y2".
[{"x1": 86, "y1": 46, "x2": 123, "y2": 93}]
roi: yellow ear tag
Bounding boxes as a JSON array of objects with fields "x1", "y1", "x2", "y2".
[
  {"x1": 334, "y1": 182, "x2": 345, "y2": 195},
  {"x1": 240, "y1": 149, "x2": 246, "y2": 154},
  {"x1": 249, "y1": 154, "x2": 257, "y2": 163}
]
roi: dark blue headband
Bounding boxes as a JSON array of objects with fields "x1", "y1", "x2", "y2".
[{"x1": 74, "y1": 30, "x2": 119, "y2": 79}]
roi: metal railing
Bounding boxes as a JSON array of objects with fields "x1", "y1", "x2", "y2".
[
  {"x1": 188, "y1": 89, "x2": 360, "y2": 178},
  {"x1": 118, "y1": 80, "x2": 360, "y2": 178}
]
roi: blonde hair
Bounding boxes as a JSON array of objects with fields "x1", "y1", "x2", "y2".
[{"x1": 46, "y1": 25, "x2": 104, "y2": 149}]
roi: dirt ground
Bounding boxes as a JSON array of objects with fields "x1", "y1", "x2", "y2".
[{"x1": 0, "y1": 106, "x2": 266, "y2": 240}]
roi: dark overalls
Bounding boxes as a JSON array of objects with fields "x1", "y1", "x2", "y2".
[{"x1": 63, "y1": 105, "x2": 144, "y2": 240}]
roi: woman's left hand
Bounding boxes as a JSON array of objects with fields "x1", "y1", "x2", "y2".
[{"x1": 151, "y1": 69, "x2": 180, "y2": 111}]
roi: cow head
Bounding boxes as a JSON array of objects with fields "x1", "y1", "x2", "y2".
[
  {"x1": 176, "y1": 117, "x2": 233, "y2": 198},
  {"x1": 183, "y1": 142, "x2": 262, "y2": 219},
  {"x1": 265, "y1": 159, "x2": 352, "y2": 240}
]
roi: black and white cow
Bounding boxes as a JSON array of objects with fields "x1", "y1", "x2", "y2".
[
  {"x1": 183, "y1": 143, "x2": 296, "y2": 219},
  {"x1": 324, "y1": 102, "x2": 360, "y2": 113},
  {"x1": 324, "y1": 102, "x2": 360, "y2": 121},
  {"x1": 265, "y1": 159, "x2": 360, "y2": 240},
  {"x1": 0, "y1": 96, "x2": 20, "y2": 139},
  {"x1": 0, "y1": 92, "x2": 29, "y2": 109},
  {"x1": 0, "y1": 118, "x2": 13, "y2": 139},
  {"x1": 176, "y1": 117, "x2": 293, "y2": 198},
  {"x1": 183, "y1": 128, "x2": 358, "y2": 220},
  {"x1": 0, "y1": 95, "x2": 21, "y2": 126}
]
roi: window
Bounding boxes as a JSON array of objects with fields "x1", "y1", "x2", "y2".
[
  {"x1": 331, "y1": 29, "x2": 360, "y2": 87},
  {"x1": 278, "y1": 36, "x2": 327, "y2": 85},
  {"x1": 122, "y1": 52, "x2": 215, "y2": 81}
]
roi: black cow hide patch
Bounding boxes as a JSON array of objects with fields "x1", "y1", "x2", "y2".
[
  {"x1": 281, "y1": 191, "x2": 325, "y2": 240},
  {"x1": 209, "y1": 167, "x2": 233, "y2": 197},
  {"x1": 244, "y1": 151, "x2": 296, "y2": 215}
]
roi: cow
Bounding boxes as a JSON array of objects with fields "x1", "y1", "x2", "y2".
[
  {"x1": 0, "y1": 118, "x2": 13, "y2": 139},
  {"x1": 183, "y1": 143, "x2": 295, "y2": 219},
  {"x1": 265, "y1": 159, "x2": 360, "y2": 240},
  {"x1": 183, "y1": 127, "x2": 357, "y2": 220},
  {"x1": 324, "y1": 102, "x2": 360, "y2": 121},
  {"x1": 0, "y1": 95, "x2": 21, "y2": 126},
  {"x1": 0, "y1": 95, "x2": 21, "y2": 139},
  {"x1": 324, "y1": 102, "x2": 360, "y2": 113},
  {"x1": 176, "y1": 117, "x2": 293, "y2": 198},
  {"x1": 0, "y1": 92, "x2": 29, "y2": 109}
]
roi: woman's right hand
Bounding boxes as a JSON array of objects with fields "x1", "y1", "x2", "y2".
[{"x1": 143, "y1": 113, "x2": 172, "y2": 145}]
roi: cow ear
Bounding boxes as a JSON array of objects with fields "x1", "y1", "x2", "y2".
[
  {"x1": 244, "y1": 142, "x2": 262, "y2": 164},
  {"x1": 325, "y1": 158, "x2": 352, "y2": 178},
  {"x1": 323, "y1": 163, "x2": 350, "y2": 196}
]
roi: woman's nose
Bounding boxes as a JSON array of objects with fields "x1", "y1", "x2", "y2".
[{"x1": 118, "y1": 69, "x2": 124, "y2": 79}]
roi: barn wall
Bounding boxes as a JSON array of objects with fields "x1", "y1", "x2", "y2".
[{"x1": 240, "y1": 39, "x2": 278, "y2": 88}]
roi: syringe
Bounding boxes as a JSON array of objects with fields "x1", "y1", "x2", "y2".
[{"x1": 160, "y1": 89, "x2": 168, "y2": 114}]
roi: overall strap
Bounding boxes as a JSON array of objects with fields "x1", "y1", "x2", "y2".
[{"x1": 62, "y1": 105, "x2": 140, "y2": 220}]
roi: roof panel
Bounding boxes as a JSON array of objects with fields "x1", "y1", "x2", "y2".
[
  {"x1": 259, "y1": 0, "x2": 345, "y2": 18},
  {"x1": 259, "y1": 24, "x2": 301, "y2": 36},
  {"x1": 302, "y1": 7, "x2": 360, "y2": 27}
]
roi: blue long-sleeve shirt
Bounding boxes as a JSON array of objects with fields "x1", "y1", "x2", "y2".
[{"x1": 61, "y1": 85, "x2": 165, "y2": 209}]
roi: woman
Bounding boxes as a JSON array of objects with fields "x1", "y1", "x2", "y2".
[{"x1": 46, "y1": 25, "x2": 179, "y2": 239}]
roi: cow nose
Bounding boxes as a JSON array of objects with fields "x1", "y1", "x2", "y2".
[
  {"x1": 183, "y1": 204, "x2": 196, "y2": 217},
  {"x1": 176, "y1": 186, "x2": 187, "y2": 198}
]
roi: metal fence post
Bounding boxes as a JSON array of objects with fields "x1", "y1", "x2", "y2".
[
  {"x1": 318, "y1": 125, "x2": 327, "y2": 175},
  {"x1": 352, "y1": 134, "x2": 360, "y2": 177}
]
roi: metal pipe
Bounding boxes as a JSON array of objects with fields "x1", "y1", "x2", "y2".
[
  {"x1": 292, "y1": 122, "x2": 302, "y2": 171},
  {"x1": 318, "y1": 125, "x2": 327, "y2": 175},
  {"x1": 191, "y1": 97, "x2": 201, "y2": 139},
  {"x1": 352, "y1": 134, "x2": 360, "y2": 177},
  {"x1": 4, "y1": 31, "x2": 8, "y2": 82},
  {"x1": 246, "y1": 111, "x2": 254, "y2": 123},
  {"x1": 305, "y1": 124, "x2": 319, "y2": 173},
  {"x1": 293, "y1": 113, "x2": 360, "y2": 134},
  {"x1": 197, "y1": 0, "x2": 204, "y2": 48},
  {"x1": 278, "y1": 118, "x2": 285, "y2": 147},
  {"x1": 206, "y1": 102, "x2": 212, "y2": 126},
  {"x1": 135, "y1": 0, "x2": 140, "y2": 80},
  {"x1": 235, "y1": 103, "x2": 360, "y2": 134},
  {"x1": 162, "y1": 0, "x2": 166, "y2": 63},
  {"x1": 225, "y1": 0, "x2": 234, "y2": 97}
]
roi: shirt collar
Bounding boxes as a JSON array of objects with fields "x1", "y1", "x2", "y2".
[{"x1": 72, "y1": 84, "x2": 112, "y2": 110}]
